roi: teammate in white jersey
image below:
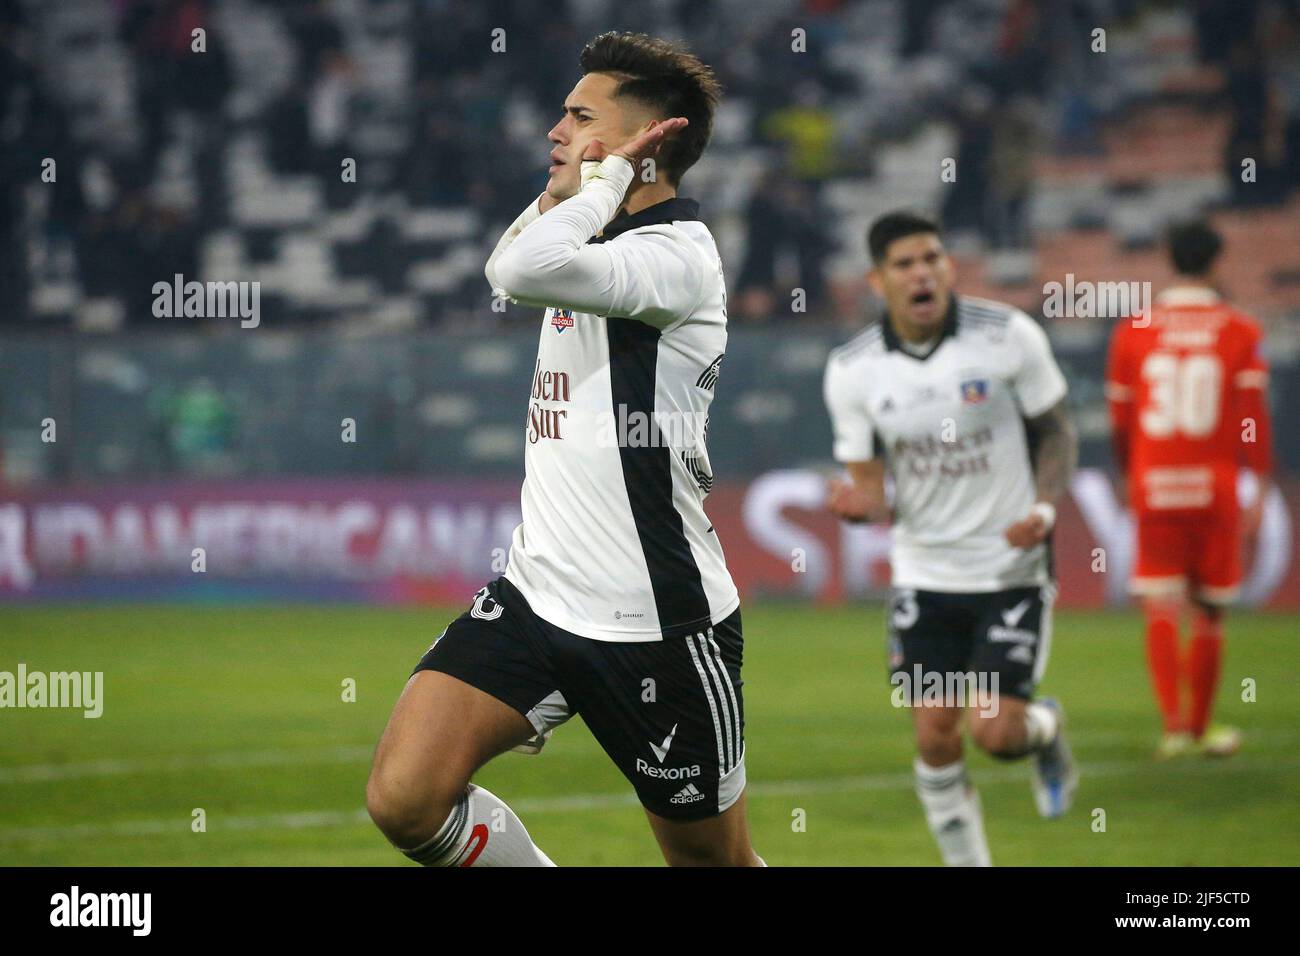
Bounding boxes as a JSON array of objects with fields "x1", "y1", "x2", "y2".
[
  {"x1": 824, "y1": 211, "x2": 1080, "y2": 866},
  {"x1": 366, "y1": 33, "x2": 762, "y2": 867}
]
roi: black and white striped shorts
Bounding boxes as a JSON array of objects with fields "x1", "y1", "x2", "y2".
[{"x1": 414, "y1": 576, "x2": 746, "y2": 821}]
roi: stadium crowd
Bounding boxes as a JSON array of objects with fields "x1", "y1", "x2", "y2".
[{"x1": 1, "y1": 0, "x2": 1298, "y2": 332}]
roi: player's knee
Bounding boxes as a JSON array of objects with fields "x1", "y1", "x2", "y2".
[
  {"x1": 365, "y1": 766, "x2": 461, "y2": 848},
  {"x1": 915, "y1": 722, "x2": 962, "y2": 765},
  {"x1": 969, "y1": 714, "x2": 1023, "y2": 759}
]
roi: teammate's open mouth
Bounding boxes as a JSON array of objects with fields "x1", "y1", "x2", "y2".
[{"x1": 911, "y1": 290, "x2": 935, "y2": 305}]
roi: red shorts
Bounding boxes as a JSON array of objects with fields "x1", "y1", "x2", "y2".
[{"x1": 1131, "y1": 509, "x2": 1242, "y2": 605}]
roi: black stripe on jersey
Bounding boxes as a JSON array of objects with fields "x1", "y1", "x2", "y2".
[
  {"x1": 607, "y1": 316, "x2": 712, "y2": 638},
  {"x1": 588, "y1": 197, "x2": 702, "y2": 244}
]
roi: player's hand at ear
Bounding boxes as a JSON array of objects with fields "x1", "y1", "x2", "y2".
[
  {"x1": 1004, "y1": 512, "x2": 1049, "y2": 549},
  {"x1": 584, "y1": 117, "x2": 689, "y2": 167}
]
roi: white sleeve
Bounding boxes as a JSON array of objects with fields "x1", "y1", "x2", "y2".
[
  {"x1": 824, "y1": 353, "x2": 876, "y2": 462},
  {"x1": 484, "y1": 194, "x2": 546, "y2": 298},
  {"x1": 491, "y1": 155, "x2": 706, "y2": 330},
  {"x1": 1008, "y1": 310, "x2": 1069, "y2": 417}
]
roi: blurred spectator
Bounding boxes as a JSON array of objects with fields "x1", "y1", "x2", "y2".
[
  {"x1": 1223, "y1": 36, "x2": 1285, "y2": 206},
  {"x1": 941, "y1": 86, "x2": 995, "y2": 238},
  {"x1": 149, "y1": 377, "x2": 237, "y2": 475},
  {"x1": 268, "y1": 0, "x2": 355, "y2": 209},
  {"x1": 986, "y1": 94, "x2": 1039, "y2": 249},
  {"x1": 120, "y1": 0, "x2": 232, "y2": 218},
  {"x1": 736, "y1": 167, "x2": 833, "y2": 321},
  {"x1": 760, "y1": 81, "x2": 839, "y2": 182}
]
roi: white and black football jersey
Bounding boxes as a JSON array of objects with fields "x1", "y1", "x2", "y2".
[
  {"x1": 824, "y1": 296, "x2": 1069, "y2": 592},
  {"x1": 485, "y1": 156, "x2": 738, "y2": 642}
]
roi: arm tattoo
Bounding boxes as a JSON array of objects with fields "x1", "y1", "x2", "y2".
[{"x1": 1027, "y1": 400, "x2": 1078, "y2": 504}]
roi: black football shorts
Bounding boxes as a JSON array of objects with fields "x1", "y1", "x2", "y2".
[
  {"x1": 414, "y1": 576, "x2": 746, "y2": 821},
  {"x1": 885, "y1": 584, "x2": 1056, "y2": 702}
]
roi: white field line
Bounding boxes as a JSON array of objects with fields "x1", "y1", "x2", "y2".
[
  {"x1": 1, "y1": 753, "x2": 1296, "y2": 844},
  {"x1": 0, "y1": 745, "x2": 376, "y2": 784},
  {"x1": 3, "y1": 729, "x2": 1298, "y2": 785}
]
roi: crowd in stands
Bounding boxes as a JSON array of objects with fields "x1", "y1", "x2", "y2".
[{"x1": 1, "y1": 0, "x2": 1297, "y2": 332}]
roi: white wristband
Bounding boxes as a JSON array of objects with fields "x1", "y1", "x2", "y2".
[
  {"x1": 581, "y1": 154, "x2": 633, "y2": 191},
  {"x1": 1029, "y1": 502, "x2": 1057, "y2": 530}
]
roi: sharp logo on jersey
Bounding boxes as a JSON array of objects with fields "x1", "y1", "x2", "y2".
[
  {"x1": 696, "y1": 353, "x2": 724, "y2": 390},
  {"x1": 550, "y1": 307, "x2": 574, "y2": 333},
  {"x1": 960, "y1": 378, "x2": 989, "y2": 404}
]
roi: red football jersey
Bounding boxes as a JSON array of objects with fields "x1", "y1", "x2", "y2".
[{"x1": 1106, "y1": 288, "x2": 1273, "y2": 516}]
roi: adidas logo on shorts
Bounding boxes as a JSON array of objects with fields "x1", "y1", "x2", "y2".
[{"x1": 670, "y1": 782, "x2": 706, "y2": 805}]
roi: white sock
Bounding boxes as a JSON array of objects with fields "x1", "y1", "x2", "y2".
[
  {"x1": 914, "y1": 758, "x2": 992, "y2": 867},
  {"x1": 401, "y1": 784, "x2": 555, "y2": 867},
  {"x1": 1024, "y1": 702, "x2": 1060, "y2": 751}
]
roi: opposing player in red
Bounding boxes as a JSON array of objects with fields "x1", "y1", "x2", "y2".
[{"x1": 1106, "y1": 220, "x2": 1274, "y2": 759}]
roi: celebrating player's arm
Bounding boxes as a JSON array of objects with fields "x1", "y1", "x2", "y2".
[
  {"x1": 1005, "y1": 398, "x2": 1078, "y2": 548},
  {"x1": 486, "y1": 110, "x2": 702, "y2": 328},
  {"x1": 1003, "y1": 313, "x2": 1079, "y2": 550}
]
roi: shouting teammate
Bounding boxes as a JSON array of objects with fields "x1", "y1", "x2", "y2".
[
  {"x1": 1106, "y1": 219, "x2": 1274, "y2": 760},
  {"x1": 366, "y1": 33, "x2": 762, "y2": 866},
  {"x1": 824, "y1": 211, "x2": 1079, "y2": 866}
]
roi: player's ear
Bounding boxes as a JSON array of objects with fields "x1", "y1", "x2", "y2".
[
  {"x1": 628, "y1": 117, "x2": 657, "y2": 140},
  {"x1": 867, "y1": 268, "x2": 884, "y2": 298}
]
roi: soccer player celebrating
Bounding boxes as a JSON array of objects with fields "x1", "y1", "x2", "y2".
[
  {"x1": 366, "y1": 33, "x2": 762, "y2": 867},
  {"x1": 824, "y1": 211, "x2": 1079, "y2": 866},
  {"x1": 1106, "y1": 220, "x2": 1274, "y2": 760}
]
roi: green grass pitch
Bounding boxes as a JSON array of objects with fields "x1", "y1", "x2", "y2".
[{"x1": 1, "y1": 603, "x2": 1297, "y2": 866}]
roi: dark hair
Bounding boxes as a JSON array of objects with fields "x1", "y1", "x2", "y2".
[
  {"x1": 579, "y1": 32, "x2": 721, "y2": 186},
  {"x1": 867, "y1": 210, "x2": 941, "y2": 263},
  {"x1": 1166, "y1": 219, "x2": 1223, "y2": 276}
]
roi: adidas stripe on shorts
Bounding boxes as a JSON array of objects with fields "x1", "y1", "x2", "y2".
[{"x1": 414, "y1": 576, "x2": 746, "y2": 821}]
